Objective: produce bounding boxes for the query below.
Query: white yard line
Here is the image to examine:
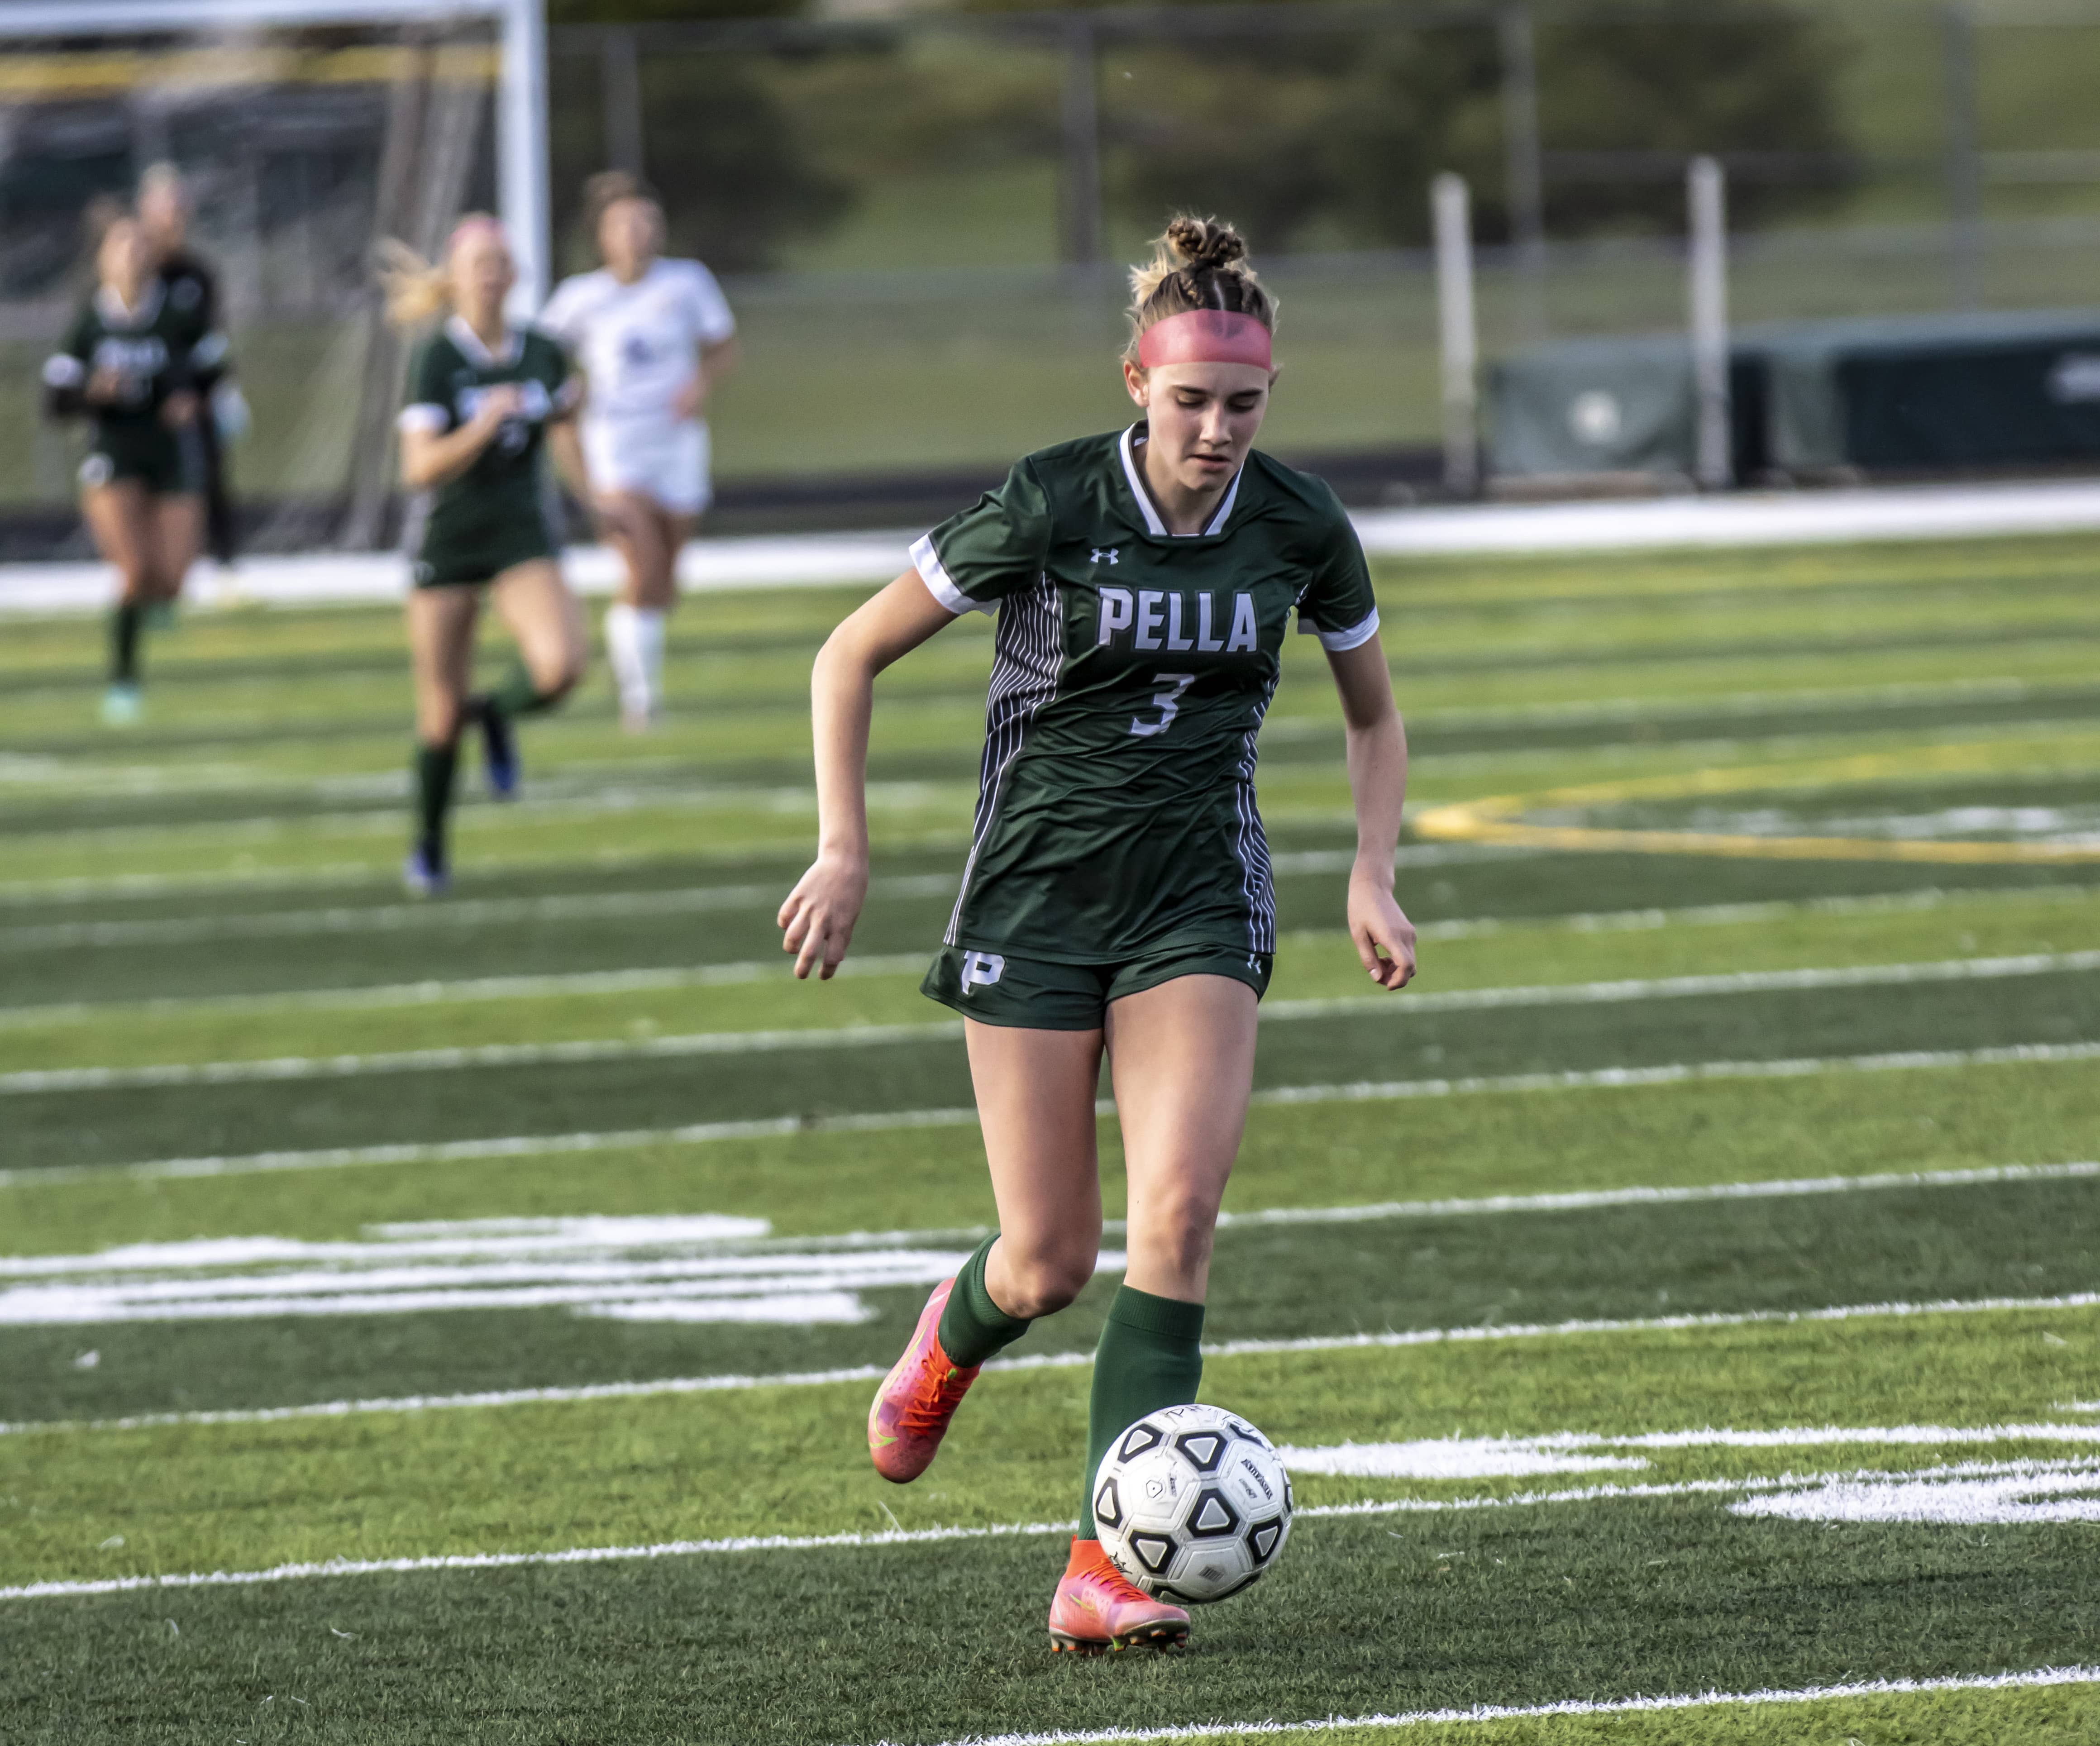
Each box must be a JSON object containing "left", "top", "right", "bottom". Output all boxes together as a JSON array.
[
  {"left": 0, "top": 1020, "right": 971, "bottom": 1094},
  {"left": 0, "top": 954, "right": 938, "bottom": 1027},
  {"left": 11, "top": 1040, "right": 2098, "bottom": 1185},
  {"left": 0, "top": 872, "right": 959, "bottom": 953},
  {"left": 0, "top": 845, "right": 1500, "bottom": 961},
  {"left": 7, "top": 881, "right": 2093, "bottom": 1030},
  {"left": 8, "top": 1291, "right": 2099, "bottom": 1438},
  {"left": 10, "top": 949, "right": 2096, "bottom": 1096},
  {"left": 1212, "top": 1159, "right": 2100, "bottom": 1228},
  {"left": 3, "top": 1455, "right": 2090, "bottom": 1605},
  {"left": 865, "top": 1662, "right": 2100, "bottom": 1746}
]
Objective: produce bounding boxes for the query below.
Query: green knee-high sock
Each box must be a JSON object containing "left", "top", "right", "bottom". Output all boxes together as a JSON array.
[
  {"left": 110, "top": 602, "right": 143, "bottom": 684},
  {"left": 935, "top": 1234, "right": 1033, "bottom": 1368},
  {"left": 413, "top": 740, "right": 458, "bottom": 866},
  {"left": 478, "top": 658, "right": 562, "bottom": 721},
  {"left": 1082, "top": 1285, "right": 1205, "bottom": 1530}
]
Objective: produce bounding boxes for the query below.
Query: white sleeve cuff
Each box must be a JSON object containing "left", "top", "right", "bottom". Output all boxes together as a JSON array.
[
  {"left": 911, "top": 533, "right": 988, "bottom": 616},
  {"left": 43, "top": 355, "right": 84, "bottom": 387},
  {"left": 396, "top": 404, "right": 447, "bottom": 434},
  {"left": 1301, "top": 606, "right": 1380, "bottom": 652}
]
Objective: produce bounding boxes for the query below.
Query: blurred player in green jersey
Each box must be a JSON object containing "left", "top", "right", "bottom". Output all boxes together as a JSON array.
[
  {"left": 384, "top": 216, "right": 589, "bottom": 896},
  {"left": 778, "top": 216, "right": 1417, "bottom": 1651},
  {"left": 139, "top": 163, "right": 247, "bottom": 578},
  {"left": 43, "top": 207, "right": 224, "bottom": 725}
]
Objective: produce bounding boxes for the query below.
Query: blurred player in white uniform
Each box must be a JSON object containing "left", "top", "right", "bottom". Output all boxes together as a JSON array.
[{"left": 542, "top": 172, "right": 739, "bottom": 730}]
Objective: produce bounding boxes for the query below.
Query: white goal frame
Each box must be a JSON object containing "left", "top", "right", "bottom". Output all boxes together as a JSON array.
[{"left": 0, "top": 0, "right": 550, "bottom": 310}]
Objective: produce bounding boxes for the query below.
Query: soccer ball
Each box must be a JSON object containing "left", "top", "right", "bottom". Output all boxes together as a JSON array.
[{"left": 1090, "top": 1403, "right": 1294, "bottom": 1604}]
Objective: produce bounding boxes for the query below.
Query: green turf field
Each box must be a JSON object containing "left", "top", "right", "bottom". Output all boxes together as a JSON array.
[{"left": 3, "top": 532, "right": 2100, "bottom": 1743}]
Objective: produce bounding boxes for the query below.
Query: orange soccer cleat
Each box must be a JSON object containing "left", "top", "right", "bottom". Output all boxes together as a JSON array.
[
  {"left": 1047, "top": 1538, "right": 1191, "bottom": 1654},
  {"left": 867, "top": 1278, "right": 980, "bottom": 1484}
]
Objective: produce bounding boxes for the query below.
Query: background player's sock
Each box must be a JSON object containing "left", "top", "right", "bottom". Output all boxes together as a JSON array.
[
  {"left": 630, "top": 606, "right": 666, "bottom": 718},
  {"left": 1081, "top": 1285, "right": 1205, "bottom": 1526},
  {"left": 109, "top": 601, "right": 143, "bottom": 683},
  {"left": 604, "top": 603, "right": 649, "bottom": 723},
  {"left": 413, "top": 740, "right": 458, "bottom": 867},
  {"left": 935, "top": 1234, "right": 1033, "bottom": 1367}
]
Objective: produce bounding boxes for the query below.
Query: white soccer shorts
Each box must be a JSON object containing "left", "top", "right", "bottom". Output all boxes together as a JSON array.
[{"left": 582, "top": 417, "right": 712, "bottom": 517}]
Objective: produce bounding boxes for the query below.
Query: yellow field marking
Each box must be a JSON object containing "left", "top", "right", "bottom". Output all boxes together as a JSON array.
[
  {"left": 1417, "top": 743, "right": 2100, "bottom": 866},
  {"left": 0, "top": 44, "right": 497, "bottom": 98}
]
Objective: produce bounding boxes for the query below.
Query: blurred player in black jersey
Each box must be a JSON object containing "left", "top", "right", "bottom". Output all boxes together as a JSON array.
[{"left": 138, "top": 163, "right": 244, "bottom": 575}]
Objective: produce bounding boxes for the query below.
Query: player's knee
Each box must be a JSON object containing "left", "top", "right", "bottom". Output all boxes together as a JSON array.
[
  {"left": 531, "top": 643, "right": 587, "bottom": 700},
  {"left": 999, "top": 1244, "right": 1096, "bottom": 1319}
]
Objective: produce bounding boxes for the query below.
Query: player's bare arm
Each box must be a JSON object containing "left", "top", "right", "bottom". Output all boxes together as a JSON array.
[
  {"left": 780, "top": 569, "right": 956, "bottom": 978},
  {"left": 1327, "top": 633, "right": 1416, "bottom": 989}
]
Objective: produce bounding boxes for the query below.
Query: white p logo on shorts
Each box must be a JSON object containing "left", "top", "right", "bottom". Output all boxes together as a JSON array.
[{"left": 960, "top": 951, "right": 1006, "bottom": 993}]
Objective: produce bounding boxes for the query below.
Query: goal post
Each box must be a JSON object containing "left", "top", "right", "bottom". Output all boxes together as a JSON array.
[
  {"left": 0, "top": 0, "right": 549, "bottom": 308},
  {"left": 0, "top": 0, "right": 553, "bottom": 549}
]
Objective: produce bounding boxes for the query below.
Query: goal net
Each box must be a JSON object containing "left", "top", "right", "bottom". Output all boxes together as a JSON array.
[{"left": 0, "top": 0, "right": 547, "bottom": 556}]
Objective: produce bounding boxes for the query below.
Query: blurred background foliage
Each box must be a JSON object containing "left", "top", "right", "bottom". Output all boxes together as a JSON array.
[{"left": 549, "top": 0, "right": 1854, "bottom": 270}]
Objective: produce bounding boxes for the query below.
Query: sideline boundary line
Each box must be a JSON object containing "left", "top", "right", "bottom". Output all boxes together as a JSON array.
[
  {"left": 2, "top": 1456, "right": 2090, "bottom": 1605},
  {"left": 9, "top": 950, "right": 2098, "bottom": 1096},
  {"left": 7, "top": 1287, "right": 2098, "bottom": 1438},
  {"left": 10, "top": 1038, "right": 2096, "bottom": 1185},
  {"left": 874, "top": 1662, "right": 2100, "bottom": 1746}
]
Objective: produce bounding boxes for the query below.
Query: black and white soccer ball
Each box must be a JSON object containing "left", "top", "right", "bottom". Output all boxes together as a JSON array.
[{"left": 1091, "top": 1404, "right": 1294, "bottom": 1604}]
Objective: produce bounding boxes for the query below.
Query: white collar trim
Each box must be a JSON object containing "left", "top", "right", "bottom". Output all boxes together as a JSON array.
[
  {"left": 1119, "top": 424, "right": 1244, "bottom": 538},
  {"left": 96, "top": 280, "right": 164, "bottom": 329},
  {"left": 446, "top": 313, "right": 522, "bottom": 368}
]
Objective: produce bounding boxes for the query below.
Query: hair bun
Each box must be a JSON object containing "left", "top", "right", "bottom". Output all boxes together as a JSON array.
[{"left": 1165, "top": 215, "right": 1247, "bottom": 273}]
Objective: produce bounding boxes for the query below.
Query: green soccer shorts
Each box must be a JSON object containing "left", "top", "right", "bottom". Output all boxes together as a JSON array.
[
  {"left": 80, "top": 426, "right": 198, "bottom": 496},
  {"left": 411, "top": 515, "right": 556, "bottom": 588},
  {"left": 921, "top": 941, "right": 1273, "bottom": 1030}
]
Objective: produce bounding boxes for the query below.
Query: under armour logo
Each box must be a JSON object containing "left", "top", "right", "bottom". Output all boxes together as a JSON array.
[{"left": 1091, "top": 548, "right": 1119, "bottom": 565}]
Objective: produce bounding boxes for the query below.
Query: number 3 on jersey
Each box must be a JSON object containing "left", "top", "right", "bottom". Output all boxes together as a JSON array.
[{"left": 1130, "top": 672, "right": 1196, "bottom": 738}]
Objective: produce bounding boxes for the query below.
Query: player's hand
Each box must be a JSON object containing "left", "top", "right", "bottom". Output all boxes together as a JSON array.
[
  {"left": 672, "top": 372, "right": 706, "bottom": 422},
  {"left": 87, "top": 367, "right": 129, "bottom": 405},
  {"left": 778, "top": 849, "right": 869, "bottom": 981},
  {"left": 160, "top": 390, "right": 198, "bottom": 429},
  {"left": 1347, "top": 862, "right": 1416, "bottom": 991},
  {"left": 472, "top": 384, "right": 524, "bottom": 429}
]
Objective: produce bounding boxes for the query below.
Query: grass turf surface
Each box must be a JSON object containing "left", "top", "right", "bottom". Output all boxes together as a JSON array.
[{"left": 3, "top": 533, "right": 2099, "bottom": 1741}]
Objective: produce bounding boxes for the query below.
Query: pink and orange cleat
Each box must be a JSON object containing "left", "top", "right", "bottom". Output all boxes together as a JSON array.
[
  {"left": 1047, "top": 1538, "right": 1190, "bottom": 1653},
  {"left": 867, "top": 1278, "right": 980, "bottom": 1484}
]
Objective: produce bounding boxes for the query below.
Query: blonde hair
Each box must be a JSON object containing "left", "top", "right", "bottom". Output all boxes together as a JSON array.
[
  {"left": 1123, "top": 215, "right": 1275, "bottom": 367},
  {"left": 377, "top": 213, "right": 502, "bottom": 330}
]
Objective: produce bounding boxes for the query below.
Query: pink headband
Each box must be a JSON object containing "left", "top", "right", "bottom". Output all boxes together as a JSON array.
[
  {"left": 447, "top": 214, "right": 507, "bottom": 256},
  {"left": 1136, "top": 309, "right": 1272, "bottom": 371}
]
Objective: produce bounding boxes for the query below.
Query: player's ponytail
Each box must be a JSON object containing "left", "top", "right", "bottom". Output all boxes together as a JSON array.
[
  {"left": 377, "top": 238, "right": 451, "bottom": 330},
  {"left": 1123, "top": 215, "right": 1276, "bottom": 366}
]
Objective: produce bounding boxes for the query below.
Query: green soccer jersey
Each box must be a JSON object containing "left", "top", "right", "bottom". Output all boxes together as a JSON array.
[
  {"left": 397, "top": 318, "right": 579, "bottom": 584},
  {"left": 43, "top": 282, "right": 224, "bottom": 469},
  {"left": 915, "top": 424, "right": 1380, "bottom": 962}
]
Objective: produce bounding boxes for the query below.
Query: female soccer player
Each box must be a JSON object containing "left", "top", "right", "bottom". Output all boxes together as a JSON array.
[
  {"left": 43, "top": 209, "right": 224, "bottom": 725},
  {"left": 541, "top": 171, "right": 739, "bottom": 731},
  {"left": 778, "top": 217, "right": 1415, "bottom": 1652},
  {"left": 386, "top": 215, "right": 589, "bottom": 895},
  {"left": 138, "top": 162, "right": 245, "bottom": 571}
]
